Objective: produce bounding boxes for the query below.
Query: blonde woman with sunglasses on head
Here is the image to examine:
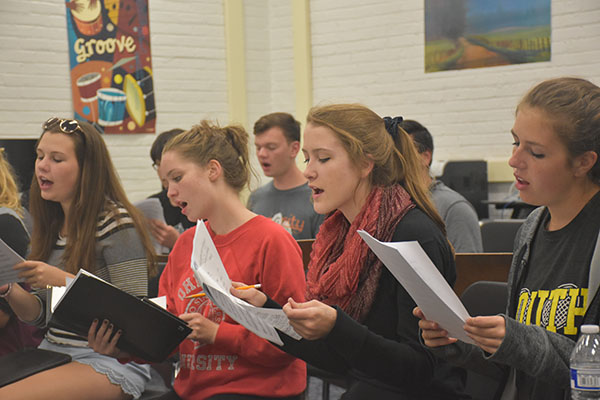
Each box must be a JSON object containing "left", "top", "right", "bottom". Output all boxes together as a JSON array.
[{"left": 0, "top": 118, "right": 157, "bottom": 400}]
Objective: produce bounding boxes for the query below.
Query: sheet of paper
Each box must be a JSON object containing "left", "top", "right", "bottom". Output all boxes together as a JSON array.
[
  {"left": 51, "top": 286, "right": 67, "bottom": 313},
  {"left": 134, "top": 198, "right": 166, "bottom": 223},
  {"left": 149, "top": 296, "right": 167, "bottom": 309},
  {"left": 190, "top": 221, "right": 301, "bottom": 344},
  {"left": 203, "top": 284, "right": 284, "bottom": 345},
  {"left": 357, "top": 230, "right": 474, "bottom": 344},
  {"left": 0, "top": 238, "right": 25, "bottom": 286},
  {"left": 191, "top": 221, "right": 232, "bottom": 290},
  {"left": 51, "top": 275, "right": 78, "bottom": 313},
  {"left": 134, "top": 198, "right": 170, "bottom": 254},
  {"left": 49, "top": 276, "right": 74, "bottom": 324},
  {"left": 252, "top": 306, "right": 302, "bottom": 340}
]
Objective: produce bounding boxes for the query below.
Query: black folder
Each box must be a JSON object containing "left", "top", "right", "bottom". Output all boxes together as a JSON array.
[
  {"left": 50, "top": 270, "right": 191, "bottom": 363},
  {"left": 0, "top": 348, "right": 71, "bottom": 387}
]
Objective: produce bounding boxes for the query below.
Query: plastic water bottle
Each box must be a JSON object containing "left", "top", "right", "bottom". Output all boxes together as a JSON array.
[{"left": 571, "top": 325, "right": 600, "bottom": 399}]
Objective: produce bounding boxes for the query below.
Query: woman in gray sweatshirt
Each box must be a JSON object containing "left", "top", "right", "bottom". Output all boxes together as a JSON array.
[{"left": 417, "top": 77, "right": 600, "bottom": 400}]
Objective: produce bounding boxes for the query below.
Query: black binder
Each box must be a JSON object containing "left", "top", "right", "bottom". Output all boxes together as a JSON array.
[
  {"left": 0, "top": 348, "right": 71, "bottom": 387},
  {"left": 50, "top": 270, "right": 191, "bottom": 362}
]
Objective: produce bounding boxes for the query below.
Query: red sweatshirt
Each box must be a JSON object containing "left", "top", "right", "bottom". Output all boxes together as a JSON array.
[{"left": 159, "top": 216, "right": 307, "bottom": 399}]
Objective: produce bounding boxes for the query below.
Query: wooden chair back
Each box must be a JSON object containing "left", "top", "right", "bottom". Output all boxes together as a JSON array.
[
  {"left": 297, "top": 239, "right": 315, "bottom": 271},
  {"left": 453, "top": 252, "right": 512, "bottom": 296}
]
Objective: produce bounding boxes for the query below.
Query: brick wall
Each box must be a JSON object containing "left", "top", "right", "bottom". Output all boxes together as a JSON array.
[
  {"left": 1, "top": 0, "right": 599, "bottom": 201},
  {"left": 0, "top": 0, "right": 229, "bottom": 201},
  {"left": 309, "top": 0, "right": 600, "bottom": 164}
]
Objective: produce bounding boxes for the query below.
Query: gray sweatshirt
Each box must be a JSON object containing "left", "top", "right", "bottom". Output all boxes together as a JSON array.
[{"left": 429, "top": 205, "right": 600, "bottom": 400}]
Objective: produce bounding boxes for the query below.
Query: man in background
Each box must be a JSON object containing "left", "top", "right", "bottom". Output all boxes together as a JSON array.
[
  {"left": 401, "top": 119, "right": 483, "bottom": 252},
  {"left": 248, "top": 112, "right": 323, "bottom": 239}
]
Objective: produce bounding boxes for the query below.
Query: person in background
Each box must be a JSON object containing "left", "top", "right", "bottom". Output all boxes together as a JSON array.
[
  {"left": 416, "top": 77, "right": 600, "bottom": 399},
  {"left": 0, "top": 118, "right": 156, "bottom": 399},
  {"left": 0, "top": 147, "right": 29, "bottom": 256},
  {"left": 400, "top": 119, "right": 483, "bottom": 253},
  {"left": 147, "top": 128, "right": 195, "bottom": 250},
  {"left": 0, "top": 148, "right": 43, "bottom": 356},
  {"left": 234, "top": 105, "right": 467, "bottom": 399},
  {"left": 111, "top": 121, "right": 307, "bottom": 400},
  {"left": 248, "top": 112, "right": 324, "bottom": 239}
]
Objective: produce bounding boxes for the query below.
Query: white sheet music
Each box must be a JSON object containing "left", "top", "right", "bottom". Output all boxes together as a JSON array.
[
  {"left": 0, "top": 238, "right": 25, "bottom": 286},
  {"left": 357, "top": 230, "right": 474, "bottom": 344},
  {"left": 190, "top": 221, "right": 301, "bottom": 345},
  {"left": 50, "top": 276, "right": 75, "bottom": 313},
  {"left": 134, "top": 197, "right": 170, "bottom": 254},
  {"left": 191, "top": 221, "right": 232, "bottom": 290},
  {"left": 134, "top": 197, "right": 166, "bottom": 222}
]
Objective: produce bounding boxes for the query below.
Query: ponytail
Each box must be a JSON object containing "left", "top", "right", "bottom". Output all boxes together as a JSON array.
[{"left": 308, "top": 104, "right": 446, "bottom": 234}]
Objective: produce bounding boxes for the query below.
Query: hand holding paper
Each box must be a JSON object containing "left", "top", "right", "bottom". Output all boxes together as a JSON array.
[
  {"left": 228, "top": 282, "right": 267, "bottom": 306},
  {"left": 413, "top": 306, "right": 459, "bottom": 347},
  {"left": 462, "top": 315, "right": 506, "bottom": 354},
  {"left": 190, "top": 221, "right": 301, "bottom": 345},
  {"left": 14, "top": 260, "right": 71, "bottom": 288},
  {"left": 282, "top": 298, "right": 338, "bottom": 340},
  {"left": 357, "top": 230, "right": 474, "bottom": 344},
  {"left": 0, "top": 238, "right": 25, "bottom": 286}
]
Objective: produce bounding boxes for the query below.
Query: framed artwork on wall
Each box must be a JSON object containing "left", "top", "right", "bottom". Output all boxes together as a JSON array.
[{"left": 425, "top": 0, "right": 551, "bottom": 73}]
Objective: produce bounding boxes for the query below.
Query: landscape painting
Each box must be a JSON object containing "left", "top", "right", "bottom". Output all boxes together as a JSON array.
[{"left": 425, "top": 0, "right": 551, "bottom": 72}]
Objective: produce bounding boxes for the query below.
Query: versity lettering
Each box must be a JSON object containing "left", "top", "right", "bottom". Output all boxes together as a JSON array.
[{"left": 180, "top": 353, "right": 238, "bottom": 371}]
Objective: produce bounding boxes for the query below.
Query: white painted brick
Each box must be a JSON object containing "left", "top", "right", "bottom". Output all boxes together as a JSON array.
[
  {"left": 0, "top": 0, "right": 228, "bottom": 202},
  {"left": 2, "top": 0, "right": 599, "bottom": 201},
  {"left": 310, "top": 0, "right": 600, "bottom": 164}
]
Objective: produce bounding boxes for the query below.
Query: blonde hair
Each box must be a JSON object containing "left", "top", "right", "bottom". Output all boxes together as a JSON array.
[
  {"left": 164, "top": 120, "right": 255, "bottom": 192},
  {"left": 307, "top": 104, "right": 446, "bottom": 233},
  {"left": 0, "top": 149, "right": 24, "bottom": 217}
]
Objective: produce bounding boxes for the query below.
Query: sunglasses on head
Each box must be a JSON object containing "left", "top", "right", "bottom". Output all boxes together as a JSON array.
[{"left": 43, "top": 117, "right": 83, "bottom": 135}]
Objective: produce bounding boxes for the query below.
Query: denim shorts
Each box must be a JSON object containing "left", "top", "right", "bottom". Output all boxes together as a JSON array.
[{"left": 39, "top": 339, "right": 152, "bottom": 399}]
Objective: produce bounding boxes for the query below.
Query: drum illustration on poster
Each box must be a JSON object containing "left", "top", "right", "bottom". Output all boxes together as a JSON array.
[
  {"left": 97, "top": 88, "right": 127, "bottom": 126},
  {"left": 123, "top": 67, "right": 156, "bottom": 128},
  {"left": 66, "top": 0, "right": 156, "bottom": 134},
  {"left": 68, "top": 0, "right": 104, "bottom": 37}
]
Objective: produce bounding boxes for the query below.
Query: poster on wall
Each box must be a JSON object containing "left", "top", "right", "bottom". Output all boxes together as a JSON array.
[
  {"left": 425, "top": 0, "right": 551, "bottom": 73},
  {"left": 65, "top": 0, "right": 156, "bottom": 133}
]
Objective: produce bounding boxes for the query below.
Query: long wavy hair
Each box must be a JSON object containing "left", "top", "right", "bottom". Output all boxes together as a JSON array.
[
  {"left": 307, "top": 104, "right": 446, "bottom": 234},
  {"left": 0, "top": 149, "right": 24, "bottom": 217},
  {"left": 28, "top": 119, "right": 156, "bottom": 276}
]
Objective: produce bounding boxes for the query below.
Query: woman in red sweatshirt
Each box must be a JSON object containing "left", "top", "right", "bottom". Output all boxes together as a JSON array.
[{"left": 156, "top": 121, "right": 306, "bottom": 400}]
